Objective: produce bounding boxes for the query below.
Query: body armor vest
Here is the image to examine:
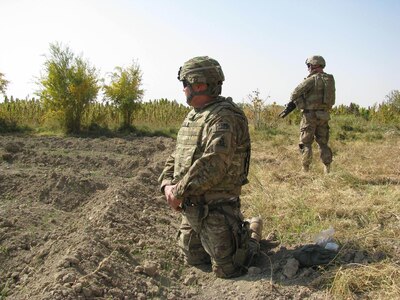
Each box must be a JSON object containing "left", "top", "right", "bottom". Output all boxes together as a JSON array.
[
  {"left": 174, "top": 97, "right": 250, "bottom": 193},
  {"left": 297, "top": 73, "right": 335, "bottom": 110}
]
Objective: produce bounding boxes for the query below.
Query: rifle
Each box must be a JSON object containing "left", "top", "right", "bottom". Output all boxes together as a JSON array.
[{"left": 278, "top": 102, "right": 296, "bottom": 118}]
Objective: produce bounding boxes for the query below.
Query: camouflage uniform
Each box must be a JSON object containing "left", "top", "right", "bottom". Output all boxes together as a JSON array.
[
  {"left": 290, "top": 55, "right": 335, "bottom": 172},
  {"left": 159, "top": 57, "right": 258, "bottom": 278}
]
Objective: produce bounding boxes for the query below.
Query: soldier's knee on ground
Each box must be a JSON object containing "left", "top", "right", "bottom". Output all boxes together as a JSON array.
[
  {"left": 182, "top": 252, "right": 211, "bottom": 266},
  {"left": 178, "top": 228, "right": 211, "bottom": 265},
  {"left": 181, "top": 250, "right": 211, "bottom": 266},
  {"left": 212, "top": 262, "right": 243, "bottom": 278},
  {"left": 179, "top": 238, "right": 211, "bottom": 266}
]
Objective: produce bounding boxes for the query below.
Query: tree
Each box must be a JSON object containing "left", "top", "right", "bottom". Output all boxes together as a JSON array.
[
  {"left": 37, "top": 42, "right": 100, "bottom": 133},
  {"left": 103, "top": 61, "right": 144, "bottom": 129},
  {"left": 247, "top": 89, "right": 270, "bottom": 130},
  {"left": 0, "top": 71, "right": 9, "bottom": 96},
  {"left": 384, "top": 90, "right": 400, "bottom": 112}
]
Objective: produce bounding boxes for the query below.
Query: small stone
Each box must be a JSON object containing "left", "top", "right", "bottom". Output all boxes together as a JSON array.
[
  {"left": 91, "top": 285, "right": 104, "bottom": 297},
  {"left": 137, "top": 292, "right": 146, "bottom": 300},
  {"left": 143, "top": 262, "right": 158, "bottom": 277},
  {"left": 11, "top": 272, "right": 19, "bottom": 281},
  {"left": 65, "top": 256, "right": 80, "bottom": 265},
  {"left": 62, "top": 273, "right": 76, "bottom": 283},
  {"left": 183, "top": 274, "right": 196, "bottom": 285},
  {"left": 82, "top": 287, "right": 92, "bottom": 297},
  {"left": 167, "top": 292, "right": 177, "bottom": 300},
  {"left": 73, "top": 283, "right": 83, "bottom": 293},
  {"left": 170, "top": 269, "right": 180, "bottom": 278},
  {"left": 134, "top": 265, "right": 144, "bottom": 273}
]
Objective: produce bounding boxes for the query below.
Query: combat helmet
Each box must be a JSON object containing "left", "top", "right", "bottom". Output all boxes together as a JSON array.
[
  {"left": 305, "top": 55, "right": 326, "bottom": 68},
  {"left": 178, "top": 56, "right": 225, "bottom": 101}
]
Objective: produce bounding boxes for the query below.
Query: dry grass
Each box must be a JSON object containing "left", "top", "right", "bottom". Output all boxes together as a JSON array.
[
  {"left": 324, "top": 262, "right": 400, "bottom": 299},
  {"left": 242, "top": 123, "right": 400, "bottom": 299}
]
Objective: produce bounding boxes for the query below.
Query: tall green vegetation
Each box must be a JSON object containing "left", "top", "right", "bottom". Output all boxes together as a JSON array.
[
  {"left": 1, "top": 52, "right": 399, "bottom": 137},
  {"left": 0, "top": 72, "right": 9, "bottom": 95},
  {"left": 103, "top": 61, "right": 144, "bottom": 129},
  {"left": 332, "top": 90, "right": 400, "bottom": 125},
  {"left": 37, "top": 42, "right": 100, "bottom": 133}
]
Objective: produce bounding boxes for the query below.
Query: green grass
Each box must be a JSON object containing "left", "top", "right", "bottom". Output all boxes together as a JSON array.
[{"left": 0, "top": 280, "right": 10, "bottom": 300}]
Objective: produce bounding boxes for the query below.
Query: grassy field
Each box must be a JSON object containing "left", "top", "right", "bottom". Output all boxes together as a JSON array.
[{"left": 242, "top": 119, "right": 400, "bottom": 299}]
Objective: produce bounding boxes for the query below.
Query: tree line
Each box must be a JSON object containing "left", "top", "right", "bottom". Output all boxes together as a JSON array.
[{"left": 1, "top": 43, "right": 399, "bottom": 134}]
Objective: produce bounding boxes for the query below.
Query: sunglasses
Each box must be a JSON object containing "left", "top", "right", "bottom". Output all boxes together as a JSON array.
[{"left": 182, "top": 80, "right": 189, "bottom": 88}]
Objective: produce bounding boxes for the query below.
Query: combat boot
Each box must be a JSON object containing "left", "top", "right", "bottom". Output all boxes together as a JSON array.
[
  {"left": 249, "top": 217, "right": 263, "bottom": 243},
  {"left": 324, "top": 164, "right": 331, "bottom": 174}
]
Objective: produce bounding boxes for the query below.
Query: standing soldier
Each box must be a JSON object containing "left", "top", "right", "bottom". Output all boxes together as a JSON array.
[
  {"left": 280, "top": 55, "right": 335, "bottom": 174},
  {"left": 159, "top": 56, "right": 262, "bottom": 278}
]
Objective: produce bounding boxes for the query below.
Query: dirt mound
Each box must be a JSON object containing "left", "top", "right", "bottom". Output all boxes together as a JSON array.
[{"left": 1, "top": 135, "right": 338, "bottom": 299}]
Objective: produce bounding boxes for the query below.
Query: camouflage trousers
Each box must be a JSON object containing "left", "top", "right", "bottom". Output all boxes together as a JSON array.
[
  {"left": 299, "top": 110, "right": 333, "bottom": 167},
  {"left": 178, "top": 199, "right": 259, "bottom": 278}
]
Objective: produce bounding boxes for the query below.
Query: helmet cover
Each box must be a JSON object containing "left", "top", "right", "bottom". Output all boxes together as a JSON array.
[
  {"left": 305, "top": 55, "right": 326, "bottom": 68},
  {"left": 178, "top": 56, "right": 225, "bottom": 85}
]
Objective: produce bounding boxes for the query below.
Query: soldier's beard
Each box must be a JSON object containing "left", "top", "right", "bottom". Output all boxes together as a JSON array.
[{"left": 186, "top": 94, "right": 193, "bottom": 105}]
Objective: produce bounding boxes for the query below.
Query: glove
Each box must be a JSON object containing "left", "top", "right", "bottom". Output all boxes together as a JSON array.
[
  {"left": 293, "top": 244, "right": 337, "bottom": 267},
  {"left": 278, "top": 101, "right": 296, "bottom": 118}
]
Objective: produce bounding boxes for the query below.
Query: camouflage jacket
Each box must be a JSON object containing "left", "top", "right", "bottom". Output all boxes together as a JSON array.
[
  {"left": 158, "top": 96, "right": 251, "bottom": 204},
  {"left": 290, "top": 71, "right": 335, "bottom": 110}
]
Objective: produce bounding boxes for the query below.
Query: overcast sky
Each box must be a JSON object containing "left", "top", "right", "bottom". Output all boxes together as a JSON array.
[{"left": 1, "top": 0, "right": 399, "bottom": 107}]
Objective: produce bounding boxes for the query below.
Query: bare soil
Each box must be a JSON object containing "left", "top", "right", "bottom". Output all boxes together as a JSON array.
[{"left": 1, "top": 134, "right": 346, "bottom": 299}]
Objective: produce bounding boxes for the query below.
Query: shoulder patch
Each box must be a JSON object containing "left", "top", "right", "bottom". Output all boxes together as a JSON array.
[{"left": 216, "top": 122, "right": 230, "bottom": 131}]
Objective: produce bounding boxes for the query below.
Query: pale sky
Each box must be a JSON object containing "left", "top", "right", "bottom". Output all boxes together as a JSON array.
[{"left": 1, "top": 0, "right": 399, "bottom": 107}]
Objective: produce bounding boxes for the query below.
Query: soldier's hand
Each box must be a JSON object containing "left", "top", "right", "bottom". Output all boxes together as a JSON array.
[{"left": 164, "top": 184, "right": 182, "bottom": 212}]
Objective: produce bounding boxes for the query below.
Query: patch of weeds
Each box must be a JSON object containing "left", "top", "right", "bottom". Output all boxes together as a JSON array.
[
  {"left": 268, "top": 198, "right": 319, "bottom": 245},
  {"left": 334, "top": 131, "right": 358, "bottom": 141},
  {"left": 129, "top": 247, "right": 144, "bottom": 257},
  {"left": 321, "top": 262, "right": 400, "bottom": 299},
  {"left": 0, "top": 280, "right": 10, "bottom": 300},
  {"left": 364, "top": 132, "right": 383, "bottom": 141},
  {"left": 0, "top": 118, "right": 32, "bottom": 133},
  {"left": 251, "top": 126, "right": 289, "bottom": 141},
  {"left": 0, "top": 246, "right": 9, "bottom": 256},
  {"left": 0, "top": 193, "right": 14, "bottom": 204},
  {"left": 168, "top": 127, "right": 178, "bottom": 136},
  {"left": 41, "top": 212, "right": 58, "bottom": 226},
  {"left": 342, "top": 122, "right": 366, "bottom": 133},
  {"left": 86, "top": 123, "right": 113, "bottom": 136},
  {"left": 339, "top": 172, "right": 363, "bottom": 187}
]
